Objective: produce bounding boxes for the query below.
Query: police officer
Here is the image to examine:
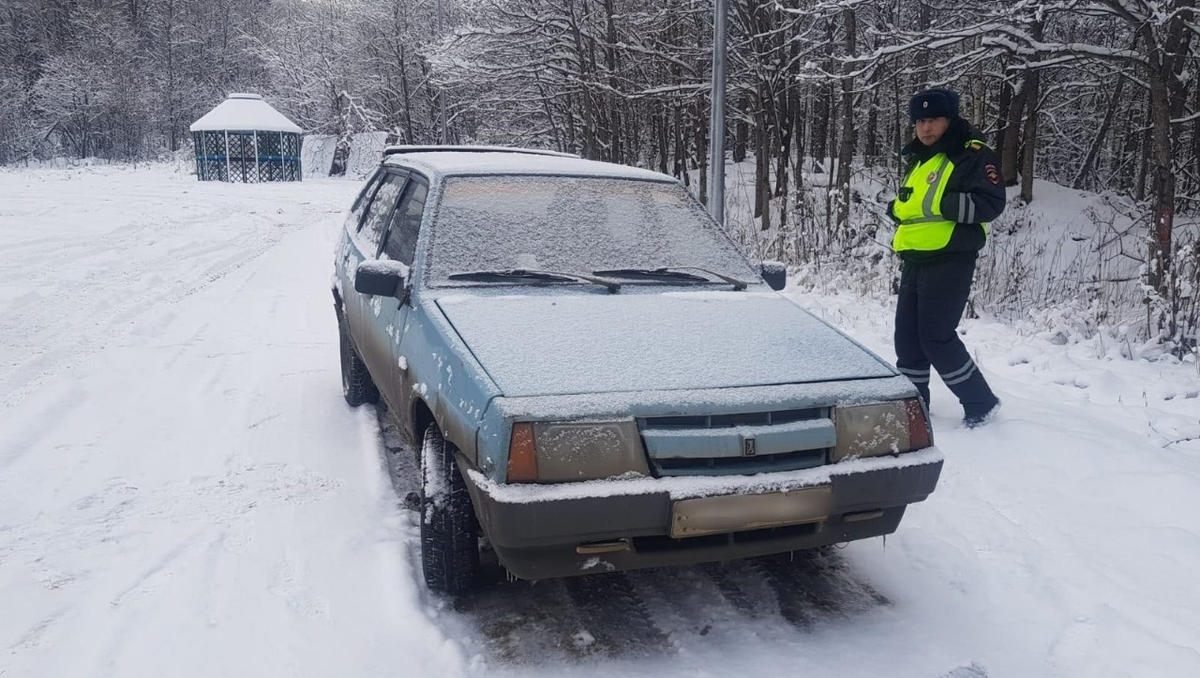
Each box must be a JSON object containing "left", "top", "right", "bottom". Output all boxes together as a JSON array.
[{"left": 889, "top": 88, "right": 1004, "bottom": 428}]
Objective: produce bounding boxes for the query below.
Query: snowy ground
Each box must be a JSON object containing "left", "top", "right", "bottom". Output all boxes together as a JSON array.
[{"left": 1, "top": 165, "right": 1198, "bottom": 678}]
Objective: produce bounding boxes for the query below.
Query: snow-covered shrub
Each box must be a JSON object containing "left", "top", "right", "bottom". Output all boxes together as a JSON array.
[{"left": 714, "top": 153, "right": 1194, "bottom": 362}]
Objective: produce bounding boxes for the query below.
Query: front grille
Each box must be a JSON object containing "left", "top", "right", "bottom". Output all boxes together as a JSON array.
[
  {"left": 638, "top": 407, "right": 834, "bottom": 477},
  {"left": 653, "top": 449, "right": 827, "bottom": 476},
  {"left": 643, "top": 407, "right": 823, "bottom": 430}
]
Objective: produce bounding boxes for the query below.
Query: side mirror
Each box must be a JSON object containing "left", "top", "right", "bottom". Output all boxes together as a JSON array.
[
  {"left": 355, "top": 259, "right": 409, "bottom": 297},
  {"left": 760, "top": 261, "right": 787, "bottom": 291}
]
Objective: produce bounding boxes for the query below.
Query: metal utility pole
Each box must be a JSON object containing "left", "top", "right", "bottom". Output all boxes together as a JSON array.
[
  {"left": 707, "top": 0, "right": 728, "bottom": 226},
  {"left": 436, "top": 0, "right": 450, "bottom": 143}
]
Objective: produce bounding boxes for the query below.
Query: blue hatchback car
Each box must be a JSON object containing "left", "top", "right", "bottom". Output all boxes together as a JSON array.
[{"left": 333, "top": 146, "right": 943, "bottom": 594}]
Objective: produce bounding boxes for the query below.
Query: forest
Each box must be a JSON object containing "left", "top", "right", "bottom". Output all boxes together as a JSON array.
[{"left": 1, "top": 0, "right": 1197, "bottom": 354}]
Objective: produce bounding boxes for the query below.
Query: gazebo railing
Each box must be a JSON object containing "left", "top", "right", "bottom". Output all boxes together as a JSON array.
[{"left": 192, "top": 130, "right": 301, "bottom": 182}]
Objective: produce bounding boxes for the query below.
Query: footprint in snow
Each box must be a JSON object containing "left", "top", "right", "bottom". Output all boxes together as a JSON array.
[{"left": 939, "top": 663, "right": 988, "bottom": 678}]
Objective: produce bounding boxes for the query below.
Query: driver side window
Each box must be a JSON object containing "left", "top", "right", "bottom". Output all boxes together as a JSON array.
[
  {"left": 344, "top": 170, "right": 384, "bottom": 233},
  {"left": 357, "top": 172, "right": 408, "bottom": 255},
  {"left": 381, "top": 178, "right": 428, "bottom": 266}
]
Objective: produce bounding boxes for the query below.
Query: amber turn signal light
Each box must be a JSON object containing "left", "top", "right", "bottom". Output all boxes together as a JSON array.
[{"left": 506, "top": 422, "right": 539, "bottom": 482}]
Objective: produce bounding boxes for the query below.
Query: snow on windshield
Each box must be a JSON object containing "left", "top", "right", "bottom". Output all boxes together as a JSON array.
[{"left": 425, "top": 176, "right": 757, "bottom": 284}]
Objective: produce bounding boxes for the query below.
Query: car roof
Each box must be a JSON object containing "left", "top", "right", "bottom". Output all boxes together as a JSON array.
[{"left": 381, "top": 145, "right": 677, "bottom": 183}]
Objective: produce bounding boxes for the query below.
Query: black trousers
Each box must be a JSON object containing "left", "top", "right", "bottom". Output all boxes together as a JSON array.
[{"left": 894, "top": 258, "right": 997, "bottom": 417}]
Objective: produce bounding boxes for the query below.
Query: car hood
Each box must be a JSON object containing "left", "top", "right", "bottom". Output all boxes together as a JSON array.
[{"left": 435, "top": 291, "right": 896, "bottom": 397}]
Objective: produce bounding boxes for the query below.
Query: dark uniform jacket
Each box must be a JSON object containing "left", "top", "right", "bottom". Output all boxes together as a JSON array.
[{"left": 892, "top": 118, "right": 1007, "bottom": 264}]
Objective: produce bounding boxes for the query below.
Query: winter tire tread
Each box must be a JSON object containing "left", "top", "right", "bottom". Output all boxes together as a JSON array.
[
  {"left": 420, "top": 426, "right": 479, "bottom": 595},
  {"left": 339, "top": 314, "right": 379, "bottom": 407}
]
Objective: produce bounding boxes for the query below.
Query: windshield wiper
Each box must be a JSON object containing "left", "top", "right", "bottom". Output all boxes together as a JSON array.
[
  {"left": 592, "top": 268, "right": 709, "bottom": 283},
  {"left": 447, "top": 268, "right": 621, "bottom": 293},
  {"left": 592, "top": 267, "right": 747, "bottom": 291}
]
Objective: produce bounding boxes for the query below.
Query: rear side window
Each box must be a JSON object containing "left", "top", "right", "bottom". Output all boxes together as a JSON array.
[
  {"left": 381, "top": 179, "right": 428, "bottom": 265},
  {"left": 358, "top": 173, "right": 408, "bottom": 254}
]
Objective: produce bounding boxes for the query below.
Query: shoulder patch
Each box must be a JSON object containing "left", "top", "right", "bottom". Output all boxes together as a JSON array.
[
  {"left": 967, "top": 140, "right": 987, "bottom": 151},
  {"left": 985, "top": 164, "right": 1001, "bottom": 185}
]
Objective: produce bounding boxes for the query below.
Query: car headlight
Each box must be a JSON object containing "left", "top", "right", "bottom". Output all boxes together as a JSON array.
[
  {"left": 506, "top": 420, "right": 650, "bottom": 483},
  {"left": 832, "top": 399, "right": 931, "bottom": 462}
]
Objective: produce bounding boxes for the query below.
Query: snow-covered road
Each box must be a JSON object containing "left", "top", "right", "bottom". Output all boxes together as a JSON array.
[
  {"left": 0, "top": 167, "right": 463, "bottom": 677},
  {"left": 1, "top": 165, "right": 1198, "bottom": 678}
]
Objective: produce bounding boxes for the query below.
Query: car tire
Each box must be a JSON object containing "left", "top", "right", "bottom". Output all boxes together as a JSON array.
[
  {"left": 339, "top": 314, "right": 379, "bottom": 407},
  {"left": 420, "top": 426, "right": 479, "bottom": 595}
]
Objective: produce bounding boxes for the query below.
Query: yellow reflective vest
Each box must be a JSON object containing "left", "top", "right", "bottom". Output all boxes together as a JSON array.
[{"left": 892, "top": 140, "right": 990, "bottom": 253}]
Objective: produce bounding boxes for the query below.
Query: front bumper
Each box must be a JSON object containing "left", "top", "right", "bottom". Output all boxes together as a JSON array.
[{"left": 462, "top": 448, "right": 943, "bottom": 580}]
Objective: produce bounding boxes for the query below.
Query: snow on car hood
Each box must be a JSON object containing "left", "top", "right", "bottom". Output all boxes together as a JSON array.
[{"left": 435, "top": 290, "right": 896, "bottom": 396}]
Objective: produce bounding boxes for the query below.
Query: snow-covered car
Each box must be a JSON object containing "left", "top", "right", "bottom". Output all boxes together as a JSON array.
[{"left": 332, "top": 146, "right": 943, "bottom": 594}]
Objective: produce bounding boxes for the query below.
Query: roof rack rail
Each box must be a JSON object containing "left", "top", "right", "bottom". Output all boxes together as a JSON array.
[{"left": 382, "top": 145, "right": 580, "bottom": 159}]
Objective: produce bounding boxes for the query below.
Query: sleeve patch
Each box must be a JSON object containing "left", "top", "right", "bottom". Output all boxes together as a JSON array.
[{"left": 985, "top": 164, "right": 1001, "bottom": 185}]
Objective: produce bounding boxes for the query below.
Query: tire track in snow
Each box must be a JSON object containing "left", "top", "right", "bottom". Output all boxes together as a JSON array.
[
  {"left": 0, "top": 175, "right": 346, "bottom": 414},
  {"left": 563, "top": 572, "right": 670, "bottom": 657},
  {"left": 699, "top": 560, "right": 778, "bottom": 620},
  {"left": 754, "top": 549, "right": 892, "bottom": 628},
  {"left": 0, "top": 227, "right": 295, "bottom": 411},
  {"left": 433, "top": 551, "right": 896, "bottom": 670}
]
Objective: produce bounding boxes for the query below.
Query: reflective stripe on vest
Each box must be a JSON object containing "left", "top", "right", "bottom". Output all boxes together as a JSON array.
[
  {"left": 891, "top": 139, "right": 991, "bottom": 253},
  {"left": 892, "top": 154, "right": 956, "bottom": 252}
]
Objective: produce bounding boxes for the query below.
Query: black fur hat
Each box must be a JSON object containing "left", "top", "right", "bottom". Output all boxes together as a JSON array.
[{"left": 909, "top": 88, "right": 960, "bottom": 122}]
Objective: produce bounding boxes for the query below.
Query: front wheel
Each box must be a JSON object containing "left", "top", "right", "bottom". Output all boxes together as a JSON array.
[
  {"left": 338, "top": 314, "right": 379, "bottom": 407},
  {"left": 420, "top": 426, "right": 480, "bottom": 595}
]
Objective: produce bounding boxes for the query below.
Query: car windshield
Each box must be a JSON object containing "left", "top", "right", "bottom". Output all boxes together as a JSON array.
[{"left": 426, "top": 175, "right": 758, "bottom": 285}]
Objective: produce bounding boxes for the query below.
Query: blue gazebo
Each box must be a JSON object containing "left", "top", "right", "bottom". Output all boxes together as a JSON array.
[{"left": 190, "top": 93, "right": 302, "bottom": 182}]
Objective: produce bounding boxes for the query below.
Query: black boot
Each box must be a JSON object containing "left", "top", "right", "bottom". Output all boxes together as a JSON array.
[{"left": 963, "top": 396, "right": 1001, "bottom": 428}]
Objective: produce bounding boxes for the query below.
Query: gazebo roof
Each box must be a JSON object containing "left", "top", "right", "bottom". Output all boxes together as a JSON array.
[{"left": 189, "top": 93, "right": 302, "bottom": 134}]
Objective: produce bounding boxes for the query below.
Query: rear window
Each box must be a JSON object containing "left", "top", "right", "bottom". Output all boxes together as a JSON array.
[{"left": 425, "top": 176, "right": 756, "bottom": 284}]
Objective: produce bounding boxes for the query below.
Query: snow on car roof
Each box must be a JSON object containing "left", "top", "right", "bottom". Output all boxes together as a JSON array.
[
  {"left": 383, "top": 145, "right": 580, "bottom": 159},
  {"left": 384, "top": 147, "right": 676, "bottom": 182}
]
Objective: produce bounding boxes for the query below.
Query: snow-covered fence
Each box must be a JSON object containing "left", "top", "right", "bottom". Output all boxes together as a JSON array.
[
  {"left": 346, "top": 132, "right": 388, "bottom": 179},
  {"left": 302, "top": 135, "right": 337, "bottom": 178}
]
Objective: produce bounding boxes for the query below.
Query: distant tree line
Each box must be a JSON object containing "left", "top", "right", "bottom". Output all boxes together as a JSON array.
[
  {"left": 0, "top": 0, "right": 448, "bottom": 164},
  {"left": 2, "top": 0, "right": 1197, "bottom": 351}
]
